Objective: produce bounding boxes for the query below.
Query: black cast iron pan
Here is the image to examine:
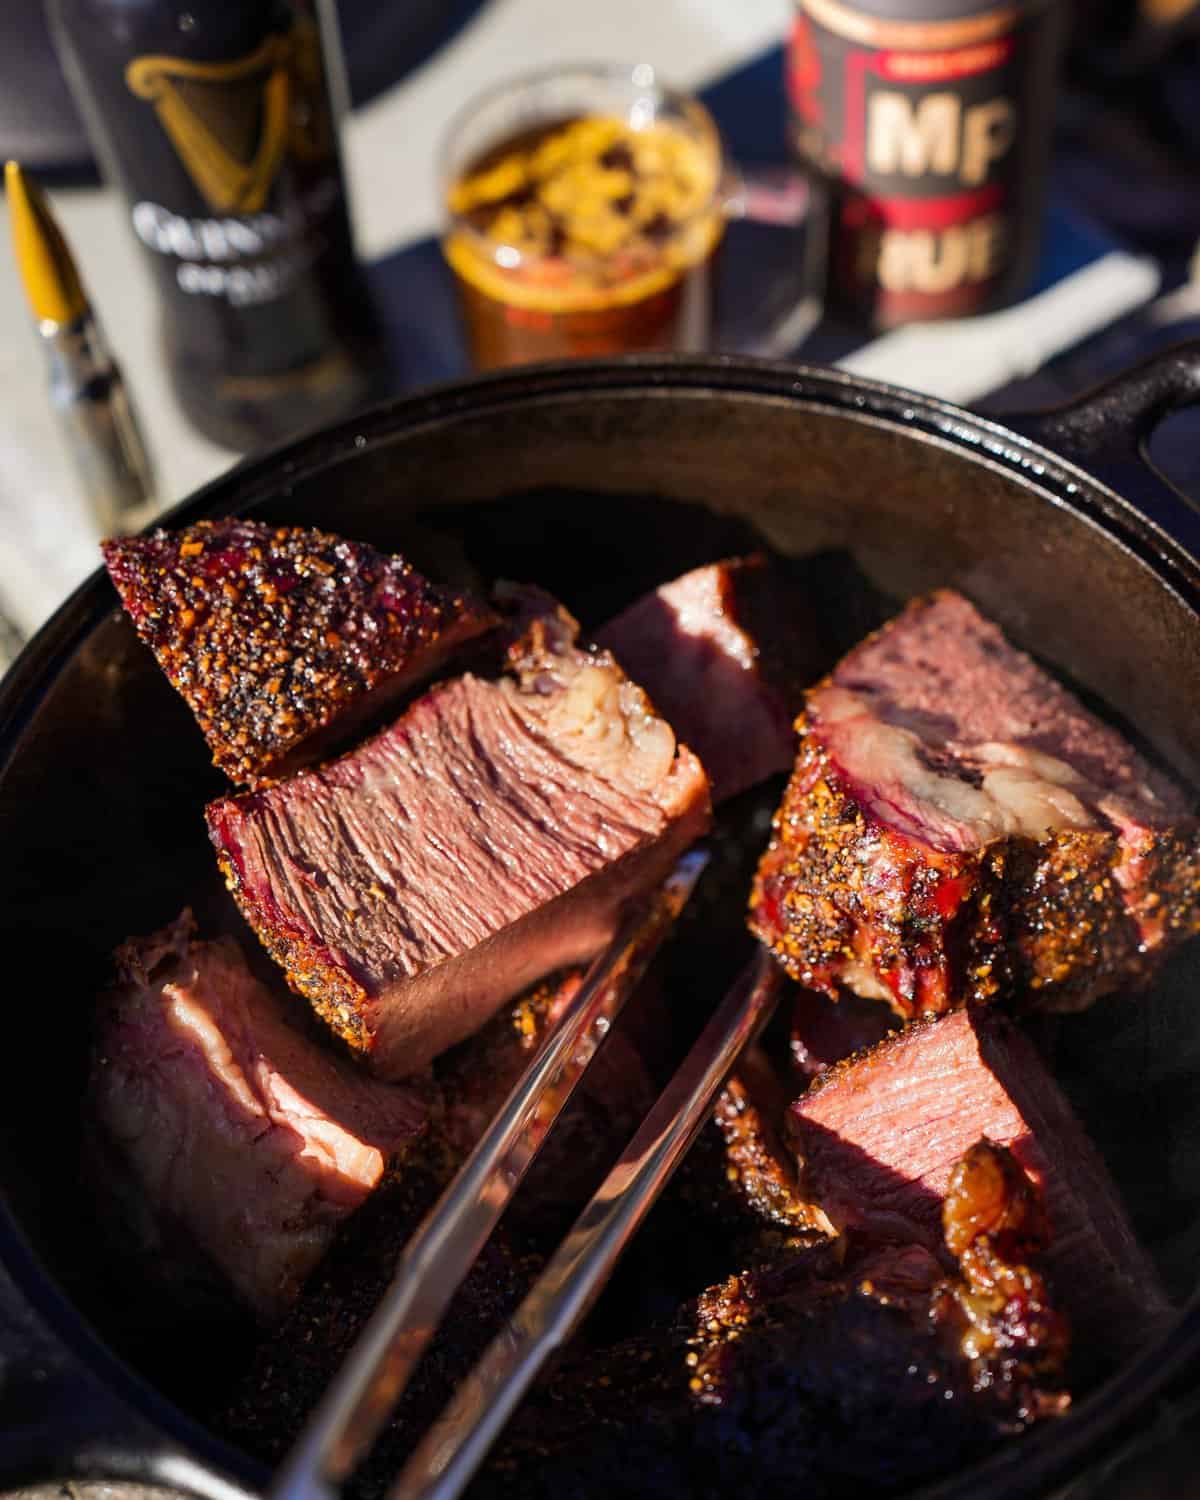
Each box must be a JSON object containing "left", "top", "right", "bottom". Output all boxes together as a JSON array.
[{"left": 3, "top": 347, "right": 1200, "bottom": 1500}]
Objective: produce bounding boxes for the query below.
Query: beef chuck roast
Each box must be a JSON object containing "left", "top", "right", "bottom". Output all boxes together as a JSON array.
[
  {"left": 477, "top": 1141, "right": 1067, "bottom": 1500},
  {"left": 789, "top": 1006, "right": 1170, "bottom": 1362},
  {"left": 207, "top": 596, "right": 711, "bottom": 1077},
  {"left": 751, "top": 590, "right": 1200, "bottom": 1017},
  {"left": 87, "top": 912, "right": 429, "bottom": 1323},
  {"left": 103, "top": 519, "right": 496, "bottom": 786},
  {"left": 597, "top": 555, "right": 818, "bottom": 802}
]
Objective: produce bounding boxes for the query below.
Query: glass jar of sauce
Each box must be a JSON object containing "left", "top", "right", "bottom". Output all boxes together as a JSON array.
[{"left": 441, "top": 64, "right": 726, "bottom": 369}]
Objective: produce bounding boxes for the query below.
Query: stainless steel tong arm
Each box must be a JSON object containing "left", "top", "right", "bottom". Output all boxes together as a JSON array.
[
  {"left": 392, "top": 947, "right": 781, "bottom": 1500},
  {"left": 270, "top": 850, "right": 709, "bottom": 1500}
]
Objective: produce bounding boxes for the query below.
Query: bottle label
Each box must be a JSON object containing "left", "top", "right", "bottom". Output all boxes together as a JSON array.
[
  {"left": 790, "top": 0, "right": 1047, "bottom": 323},
  {"left": 124, "top": 18, "right": 338, "bottom": 309}
]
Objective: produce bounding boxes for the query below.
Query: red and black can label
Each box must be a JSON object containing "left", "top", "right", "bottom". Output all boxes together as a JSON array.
[{"left": 790, "top": 0, "right": 1061, "bottom": 326}]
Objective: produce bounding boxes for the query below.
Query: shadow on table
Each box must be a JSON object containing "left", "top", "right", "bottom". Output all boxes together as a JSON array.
[
  {"left": 340, "top": 0, "right": 492, "bottom": 110},
  {"left": 365, "top": 214, "right": 813, "bottom": 393}
]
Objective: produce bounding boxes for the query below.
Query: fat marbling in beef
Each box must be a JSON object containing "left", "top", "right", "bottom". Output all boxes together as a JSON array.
[
  {"left": 87, "top": 912, "right": 429, "bottom": 1323},
  {"left": 751, "top": 590, "right": 1200, "bottom": 1016},
  {"left": 208, "top": 596, "right": 711, "bottom": 1077}
]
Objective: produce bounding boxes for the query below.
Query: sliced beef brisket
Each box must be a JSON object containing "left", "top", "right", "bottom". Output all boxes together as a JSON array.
[
  {"left": 597, "top": 555, "right": 818, "bottom": 802},
  {"left": 208, "top": 597, "right": 710, "bottom": 1077},
  {"left": 87, "top": 912, "right": 429, "bottom": 1323},
  {"left": 103, "top": 519, "right": 495, "bottom": 786},
  {"left": 789, "top": 1006, "right": 1170, "bottom": 1362},
  {"left": 751, "top": 590, "right": 1200, "bottom": 1016}
]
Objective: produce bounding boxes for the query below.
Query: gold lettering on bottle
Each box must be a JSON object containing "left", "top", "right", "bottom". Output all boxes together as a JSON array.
[
  {"left": 876, "top": 213, "right": 1008, "bottom": 293},
  {"left": 867, "top": 92, "right": 1016, "bottom": 186},
  {"left": 966, "top": 211, "right": 1007, "bottom": 280},
  {"left": 868, "top": 93, "right": 960, "bottom": 177},
  {"left": 959, "top": 98, "right": 1016, "bottom": 186}
]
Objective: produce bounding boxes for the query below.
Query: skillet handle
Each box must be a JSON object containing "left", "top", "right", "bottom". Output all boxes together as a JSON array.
[{"left": 998, "top": 340, "right": 1200, "bottom": 516}]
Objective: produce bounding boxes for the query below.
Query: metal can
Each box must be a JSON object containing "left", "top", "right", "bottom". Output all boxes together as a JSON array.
[{"left": 790, "top": 0, "right": 1065, "bottom": 328}]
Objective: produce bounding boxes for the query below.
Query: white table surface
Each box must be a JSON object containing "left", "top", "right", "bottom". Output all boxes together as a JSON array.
[{"left": 0, "top": 0, "right": 790, "bottom": 639}]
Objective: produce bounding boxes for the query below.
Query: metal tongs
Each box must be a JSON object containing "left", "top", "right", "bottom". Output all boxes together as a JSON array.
[{"left": 270, "top": 849, "right": 781, "bottom": 1500}]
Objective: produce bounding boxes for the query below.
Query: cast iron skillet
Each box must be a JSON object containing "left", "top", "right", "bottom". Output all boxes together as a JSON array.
[{"left": 2, "top": 348, "right": 1200, "bottom": 1500}]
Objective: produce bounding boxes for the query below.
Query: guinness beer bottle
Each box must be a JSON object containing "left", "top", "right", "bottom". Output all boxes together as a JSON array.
[
  {"left": 789, "top": 0, "right": 1065, "bottom": 328},
  {"left": 48, "top": 0, "right": 380, "bottom": 451}
]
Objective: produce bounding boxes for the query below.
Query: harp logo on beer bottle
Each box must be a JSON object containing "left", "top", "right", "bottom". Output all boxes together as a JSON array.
[
  {"left": 127, "top": 38, "right": 295, "bottom": 216},
  {"left": 790, "top": 0, "right": 1062, "bottom": 327},
  {"left": 126, "top": 20, "right": 332, "bottom": 215},
  {"left": 123, "top": 21, "right": 337, "bottom": 309},
  {"left": 47, "top": 0, "right": 378, "bottom": 450}
]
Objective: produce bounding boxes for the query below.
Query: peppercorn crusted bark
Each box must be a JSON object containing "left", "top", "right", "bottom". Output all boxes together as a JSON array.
[
  {"left": 750, "top": 590, "right": 1200, "bottom": 1017},
  {"left": 206, "top": 594, "right": 711, "bottom": 1077},
  {"left": 789, "top": 1006, "right": 1170, "bottom": 1363},
  {"left": 103, "top": 519, "right": 496, "bottom": 786},
  {"left": 472, "top": 1144, "right": 1067, "bottom": 1500}
]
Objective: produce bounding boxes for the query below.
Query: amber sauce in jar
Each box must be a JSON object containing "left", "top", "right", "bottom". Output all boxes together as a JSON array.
[{"left": 443, "top": 112, "right": 724, "bottom": 368}]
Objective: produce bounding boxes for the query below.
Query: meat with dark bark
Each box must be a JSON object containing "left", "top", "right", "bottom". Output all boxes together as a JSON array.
[
  {"left": 87, "top": 912, "right": 430, "bottom": 1323},
  {"left": 933, "top": 1139, "right": 1069, "bottom": 1418},
  {"left": 476, "top": 1141, "right": 1068, "bottom": 1500},
  {"left": 103, "top": 519, "right": 496, "bottom": 786},
  {"left": 789, "top": 1005, "right": 1170, "bottom": 1362},
  {"left": 751, "top": 590, "right": 1200, "bottom": 1016},
  {"left": 597, "top": 555, "right": 818, "bottom": 802},
  {"left": 710, "top": 1044, "right": 830, "bottom": 1241},
  {"left": 208, "top": 595, "right": 711, "bottom": 1077}
]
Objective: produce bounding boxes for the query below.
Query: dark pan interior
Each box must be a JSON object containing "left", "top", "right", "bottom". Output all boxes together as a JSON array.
[{"left": 1, "top": 366, "right": 1199, "bottom": 1496}]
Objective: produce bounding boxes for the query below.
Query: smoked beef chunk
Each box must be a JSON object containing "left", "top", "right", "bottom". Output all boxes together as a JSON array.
[
  {"left": 751, "top": 590, "right": 1200, "bottom": 1017},
  {"left": 87, "top": 912, "right": 429, "bottom": 1323},
  {"left": 103, "top": 519, "right": 495, "bottom": 786},
  {"left": 223, "top": 968, "right": 655, "bottom": 1485},
  {"left": 710, "top": 1045, "right": 830, "bottom": 1240},
  {"left": 598, "top": 555, "right": 819, "bottom": 802},
  {"left": 208, "top": 597, "right": 710, "bottom": 1077},
  {"left": 933, "top": 1138, "right": 1069, "bottom": 1415},
  {"left": 477, "top": 1143, "right": 1067, "bottom": 1500},
  {"left": 789, "top": 1006, "right": 1170, "bottom": 1362}
]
